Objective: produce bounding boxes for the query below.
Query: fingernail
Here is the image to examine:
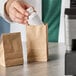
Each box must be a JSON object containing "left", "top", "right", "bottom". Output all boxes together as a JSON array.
[
  {"left": 24, "top": 17, "right": 28, "bottom": 20},
  {"left": 25, "top": 12, "right": 29, "bottom": 16},
  {"left": 24, "top": 20, "right": 28, "bottom": 24}
]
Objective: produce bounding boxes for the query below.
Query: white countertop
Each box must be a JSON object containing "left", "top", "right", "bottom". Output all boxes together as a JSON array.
[{"left": 0, "top": 43, "right": 70, "bottom": 76}]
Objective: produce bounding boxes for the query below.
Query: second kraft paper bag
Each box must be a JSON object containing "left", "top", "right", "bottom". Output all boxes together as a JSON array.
[{"left": 26, "top": 24, "right": 48, "bottom": 62}]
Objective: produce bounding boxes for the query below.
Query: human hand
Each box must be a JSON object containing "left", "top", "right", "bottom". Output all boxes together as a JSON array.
[{"left": 5, "top": 0, "right": 31, "bottom": 24}]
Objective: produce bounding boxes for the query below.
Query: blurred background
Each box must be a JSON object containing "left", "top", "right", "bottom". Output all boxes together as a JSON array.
[{"left": 0, "top": 0, "right": 68, "bottom": 43}]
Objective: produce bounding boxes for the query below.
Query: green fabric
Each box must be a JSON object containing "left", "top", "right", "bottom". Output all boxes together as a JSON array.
[{"left": 42, "top": 0, "right": 61, "bottom": 42}]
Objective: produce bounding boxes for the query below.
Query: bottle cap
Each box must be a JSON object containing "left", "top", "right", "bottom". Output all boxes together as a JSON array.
[{"left": 26, "top": 7, "right": 34, "bottom": 14}]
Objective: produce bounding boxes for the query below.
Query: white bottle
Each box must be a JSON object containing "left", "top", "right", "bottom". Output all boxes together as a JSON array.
[{"left": 26, "top": 7, "right": 44, "bottom": 25}]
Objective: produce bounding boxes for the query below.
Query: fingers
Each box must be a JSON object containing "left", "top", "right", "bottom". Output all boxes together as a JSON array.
[
  {"left": 15, "top": 18, "right": 28, "bottom": 24},
  {"left": 14, "top": 18, "right": 23, "bottom": 23},
  {"left": 9, "top": 8, "right": 28, "bottom": 24},
  {"left": 7, "top": 0, "right": 33, "bottom": 25},
  {"left": 9, "top": 13, "right": 23, "bottom": 23},
  {"left": 12, "top": 1, "right": 29, "bottom": 16},
  {"left": 9, "top": 8, "right": 24, "bottom": 19},
  {"left": 10, "top": 14, "right": 28, "bottom": 24}
]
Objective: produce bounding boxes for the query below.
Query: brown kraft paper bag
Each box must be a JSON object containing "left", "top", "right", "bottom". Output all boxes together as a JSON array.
[{"left": 26, "top": 24, "right": 48, "bottom": 62}]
